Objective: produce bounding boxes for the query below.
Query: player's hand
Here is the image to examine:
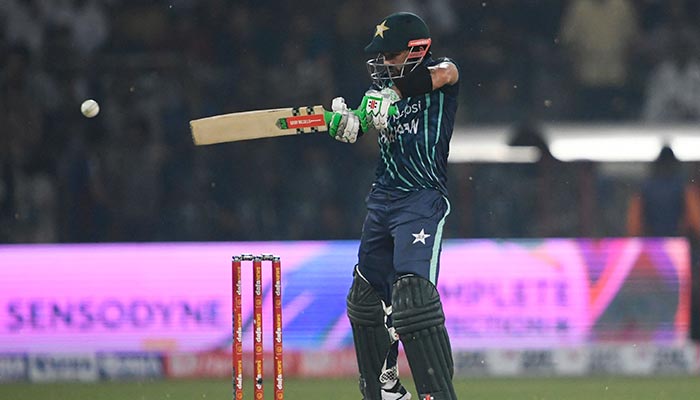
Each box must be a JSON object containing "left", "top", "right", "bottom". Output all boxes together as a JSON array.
[
  {"left": 328, "top": 97, "right": 359, "bottom": 143},
  {"left": 332, "top": 96, "right": 349, "bottom": 113},
  {"left": 359, "top": 88, "right": 400, "bottom": 131}
]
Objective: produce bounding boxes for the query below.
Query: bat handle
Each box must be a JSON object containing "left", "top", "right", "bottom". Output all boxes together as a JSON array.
[{"left": 323, "top": 110, "right": 335, "bottom": 124}]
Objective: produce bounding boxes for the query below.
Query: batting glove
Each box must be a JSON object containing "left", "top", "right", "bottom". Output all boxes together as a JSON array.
[
  {"left": 328, "top": 97, "right": 360, "bottom": 143},
  {"left": 360, "top": 88, "right": 400, "bottom": 131}
]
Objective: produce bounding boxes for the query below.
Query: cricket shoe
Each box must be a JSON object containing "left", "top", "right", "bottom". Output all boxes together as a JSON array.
[{"left": 381, "top": 379, "right": 412, "bottom": 400}]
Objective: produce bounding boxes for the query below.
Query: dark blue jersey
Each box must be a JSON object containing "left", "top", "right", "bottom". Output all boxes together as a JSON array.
[{"left": 371, "top": 57, "right": 459, "bottom": 197}]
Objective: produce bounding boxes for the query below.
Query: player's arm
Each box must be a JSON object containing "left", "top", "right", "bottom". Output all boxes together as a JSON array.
[
  {"left": 429, "top": 61, "right": 459, "bottom": 90},
  {"left": 356, "top": 61, "right": 459, "bottom": 131},
  {"left": 393, "top": 60, "right": 458, "bottom": 98}
]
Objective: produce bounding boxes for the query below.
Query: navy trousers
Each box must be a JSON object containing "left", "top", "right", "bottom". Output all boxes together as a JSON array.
[{"left": 357, "top": 185, "right": 450, "bottom": 304}]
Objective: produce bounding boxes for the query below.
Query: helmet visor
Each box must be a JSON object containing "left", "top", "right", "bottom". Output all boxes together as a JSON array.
[{"left": 365, "top": 38, "right": 431, "bottom": 88}]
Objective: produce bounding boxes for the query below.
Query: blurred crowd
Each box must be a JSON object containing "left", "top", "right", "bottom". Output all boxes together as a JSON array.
[{"left": 2, "top": 0, "right": 700, "bottom": 244}]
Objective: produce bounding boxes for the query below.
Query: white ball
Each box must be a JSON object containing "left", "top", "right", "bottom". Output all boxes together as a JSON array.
[{"left": 81, "top": 99, "right": 100, "bottom": 118}]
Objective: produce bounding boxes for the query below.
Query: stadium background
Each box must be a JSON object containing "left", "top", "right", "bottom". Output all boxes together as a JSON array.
[{"left": 2, "top": 0, "right": 700, "bottom": 398}]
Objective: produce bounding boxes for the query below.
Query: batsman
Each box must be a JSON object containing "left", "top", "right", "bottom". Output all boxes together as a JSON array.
[{"left": 328, "top": 12, "right": 460, "bottom": 400}]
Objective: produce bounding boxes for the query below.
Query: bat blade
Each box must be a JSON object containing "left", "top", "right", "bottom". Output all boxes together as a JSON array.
[{"left": 190, "top": 105, "right": 328, "bottom": 145}]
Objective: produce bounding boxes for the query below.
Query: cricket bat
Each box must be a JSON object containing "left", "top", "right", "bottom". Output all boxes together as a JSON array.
[{"left": 190, "top": 105, "right": 332, "bottom": 145}]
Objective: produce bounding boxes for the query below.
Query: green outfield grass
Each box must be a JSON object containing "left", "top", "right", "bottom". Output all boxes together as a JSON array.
[{"left": 1, "top": 376, "right": 699, "bottom": 400}]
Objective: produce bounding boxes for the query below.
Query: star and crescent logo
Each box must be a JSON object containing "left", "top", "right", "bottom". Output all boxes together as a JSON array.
[
  {"left": 374, "top": 20, "right": 389, "bottom": 38},
  {"left": 412, "top": 229, "right": 431, "bottom": 244}
]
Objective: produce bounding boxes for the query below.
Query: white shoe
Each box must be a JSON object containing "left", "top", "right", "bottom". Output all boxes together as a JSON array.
[{"left": 381, "top": 380, "right": 412, "bottom": 400}]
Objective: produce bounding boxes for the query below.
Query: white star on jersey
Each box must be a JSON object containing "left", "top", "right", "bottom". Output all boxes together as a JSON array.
[{"left": 412, "top": 229, "right": 431, "bottom": 244}]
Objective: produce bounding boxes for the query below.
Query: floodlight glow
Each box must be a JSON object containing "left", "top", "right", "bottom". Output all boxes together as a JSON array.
[
  {"left": 549, "top": 135, "right": 663, "bottom": 162},
  {"left": 449, "top": 130, "right": 541, "bottom": 163},
  {"left": 670, "top": 136, "right": 700, "bottom": 161},
  {"left": 449, "top": 124, "right": 700, "bottom": 163}
]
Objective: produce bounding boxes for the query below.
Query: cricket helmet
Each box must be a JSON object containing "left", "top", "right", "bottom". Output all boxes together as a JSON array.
[{"left": 365, "top": 12, "right": 432, "bottom": 87}]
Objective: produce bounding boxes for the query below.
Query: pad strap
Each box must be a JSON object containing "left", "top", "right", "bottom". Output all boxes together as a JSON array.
[{"left": 393, "top": 275, "right": 457, "bottom": 400}]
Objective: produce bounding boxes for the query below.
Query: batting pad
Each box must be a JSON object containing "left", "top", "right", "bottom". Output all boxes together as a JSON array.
[
  {"left": 392, "top": 275, "right": 457, "bottom": 400},
  {"left": 346, "top": 271, "right": 392, "bottom": 400}
]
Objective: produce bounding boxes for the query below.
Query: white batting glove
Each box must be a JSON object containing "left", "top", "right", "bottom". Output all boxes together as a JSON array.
[
  {"left": 362, "top": 88, "right": 400, "bottom": 131},
  {"left": 332, "top": 96, "right": 349, "bottom": 112},
  {"left": 336, "top": 111, "right": 359, "bottom": 143},
  {"left": 328, "top": 97, "right": 359, "bottom": 143}
]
